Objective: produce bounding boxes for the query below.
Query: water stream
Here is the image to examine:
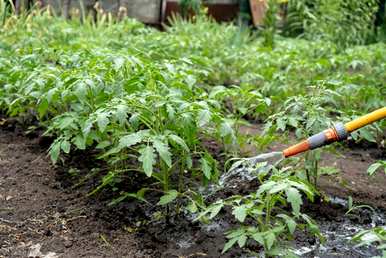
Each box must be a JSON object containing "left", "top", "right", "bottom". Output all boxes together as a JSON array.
[{"left": 186, "top": 152, "right": 386, "bottom": 257}]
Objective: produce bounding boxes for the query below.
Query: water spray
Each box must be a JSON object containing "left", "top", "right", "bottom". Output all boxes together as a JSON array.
[{"left": 225, "top": 107, "right": 386, "bottom": 180}]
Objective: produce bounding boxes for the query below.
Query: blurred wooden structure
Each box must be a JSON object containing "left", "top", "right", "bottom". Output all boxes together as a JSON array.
[
  {"left": 249, "top": 0, "right": 267, "bottom": 26},
  {"left": 12, "top": 0, "right": 270, "bottom": 27},
  {"left": 163, "top": 0, "right": 239, "bottom": 23}
]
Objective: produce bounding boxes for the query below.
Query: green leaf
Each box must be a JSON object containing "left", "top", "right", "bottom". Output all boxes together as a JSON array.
[
  {"left": 97, "top": 112, "right": 109, "bottom": 133},
  {"left": 232, "top": 206, "right": 247, "bottom": 222},
  {"left": 153, "top": 138, "right": 172, "bottom": 167},
  {"left": 220, "top": 120, "right": 233, "bottom": 137},
  {"left": 118, "top": 131, "right": 146, "bottom": 149},
  {"left": 166, "top": 104, "right": 175, "bottom": 120},
  {"left": 277, "top": 214, "right": 297, "bottom": 234},
  {"left": 138, "top": 145, "right": 155, "bottom": 177},
  {"left": 348, "top": 196, "right": 353, "bottom": 210},
  {"left": 74, "top": 82, "right": 87, "bottom": 100},
  {"left": 186, "top": 155, "right": 193, "bottom": 169},
  {"left": 209, "top": 203, "right": 223, "bottom": 219},
  {"left": 359, "top": 128, "right": 376, "bottom": 143},
  {"left": 367, "top": 162, "right": 382, "bottom": 176},
  {"left": 198, "top": 109, "right": 211, "bottom": 127},
  {"left": 286, "top": 187, "right": 303, "bottom": 216},
  {"left": 252, "top": 233, "right": 265, "bottom": 246},
  {"left": 96, "top": 140, "right": 110, "bottom": 149},
  {"left": 269, "top": 182, "right": 288, "bottom": 194},
  {"left": 237, "top": 234, "right": 247, "bottom": 248},
  {"left": 49, "top": 140, "right": 61, "bottom": 163},
  {"left": 37, "top": 98, "right": 49, "bottom": 118},
  {"left": 115, "top": 104, "right": 128, "bottom": 125},
  {"left": 168, "top": 134, "right": 189, "bottom": 152},
  {"left": 73, "top": 135, "right": 86, "bottom": 150},
  {"left": 58, "top": 117, "right": 74, "bottom": 130},
  {"left": 277, "top": 118, "right": 286, "bottom": 131},
  {"left": 60, "top": 140, "right": 71, "bottom": 154},
  {"left": 187, "top": 201, "right": 198, "bottom": 213},
  {"left": 200, "top": 156, "right": 212, "bottom": 180},
  {"left": 266, "top": 232, "right": 276, "bottom": 250},
  {"left": 158, "top": 190, "right": 178, "bottom": 205},
  {"left": 108, "top": 189, "right": 148, "bottom": 206},
  {"left": 222, "top": 237, "right": 238, "bottom": 254}
]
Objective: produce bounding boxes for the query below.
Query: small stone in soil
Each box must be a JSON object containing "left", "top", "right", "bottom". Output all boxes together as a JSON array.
[
  {"left": 57, "top": 206, "right": 66, "bottom": 213},
  {"left": 64, "top": 240, "right": 73, "bottom": 248},
  {"left": 44, "top": 229, "right": 53, "bottom": 236}
]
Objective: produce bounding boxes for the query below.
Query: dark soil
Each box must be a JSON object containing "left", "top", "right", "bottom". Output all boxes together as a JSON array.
[
  {"left": 0, "top": 126, "right": 242, "bottom": 258},
  {"left": 1, "top": 122, "right": 385, "bottom": 258},
  {"left": 0, "top": 128, "right": 154, "bottom": 258}
]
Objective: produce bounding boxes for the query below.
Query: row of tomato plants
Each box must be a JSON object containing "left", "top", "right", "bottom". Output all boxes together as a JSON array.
[{"left": 0, "top": 12, "right": 385, "bottom": 255}]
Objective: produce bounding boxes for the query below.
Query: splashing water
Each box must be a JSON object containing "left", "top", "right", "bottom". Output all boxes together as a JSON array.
[{"left": 218, "top": 151, "right": 284, "bottom": 188}]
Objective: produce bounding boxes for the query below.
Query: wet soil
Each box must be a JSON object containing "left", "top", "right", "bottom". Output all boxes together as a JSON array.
[
  {"left": 240, "top": 124, "right": 386, "bottom": 209},
  {"left": 0, "top": 123, "right": 385, "bottom": 258}
]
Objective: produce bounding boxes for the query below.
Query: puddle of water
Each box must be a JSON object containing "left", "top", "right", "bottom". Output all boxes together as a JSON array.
[{"left": 294, "top": 197, "right": 386, "bottom": 257}]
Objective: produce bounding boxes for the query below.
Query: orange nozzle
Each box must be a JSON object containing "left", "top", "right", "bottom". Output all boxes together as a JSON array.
[
  {"left": 283, "top": 128, "right": 340, "bottom": 158},
  {"left": 281, "top": 107, "right": 386, "bottom": 158},
  {"left": 283, "top": 140, "right": 310, "bottom": 158}
]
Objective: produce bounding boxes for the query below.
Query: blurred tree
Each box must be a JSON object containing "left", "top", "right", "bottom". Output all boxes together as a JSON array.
[{"left": 62, "top": 0, "right": 71, "bottom": 18}]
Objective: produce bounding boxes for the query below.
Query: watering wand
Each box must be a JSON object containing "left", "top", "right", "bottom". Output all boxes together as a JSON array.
[
  {"left": 282, "top": 107, "right": 386, "bottom": 158},
  {"left": 237, "top": 107, "right": 386, "bottom": 167}
]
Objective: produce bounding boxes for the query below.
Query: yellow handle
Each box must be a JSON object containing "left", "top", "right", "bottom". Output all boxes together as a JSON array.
[{"left": 344, "top": 107, "right": 386, "bottom": 133}]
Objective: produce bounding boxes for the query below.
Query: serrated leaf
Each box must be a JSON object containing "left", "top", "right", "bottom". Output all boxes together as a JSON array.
[
  {"left": 115, "top": 104, "right": 128, "bottom": 125},
  {"left": 252, "top": 233, "right": 264, "bottom": 245},
  {"left": 209, "top": 203, "right": 223, "bottom": 219},
  {"left": 200, "top": 156, "right": 211, "bottom": 180},
  {"left": 119, "top": 131, "right": 145, "bottom": 150},
  {"left": 153, "top": 138, "right": 172, "bottom": 167},
  {"left": 60, "top": 139, "right": 71, "bottom": 154},
  {"left": 232, "top": 206, "right": 247, "bottom": 222},
  {"left": 97, "top": 112, "right": 109, "bottom": 133},
  {"left": 198, "top": 109, "right": 211, "bottom": 127},
  {"left": 286, "top": 187, "right": 303, "bottom": 216},
  {"left": 266, "top": 232, "right": 276, "bottom": 250},
  {"left": 277, "top": 118, "right": 286, "bottom": 131},
  {"left": 360, "top": 128, "right": 376, "bottom": 142},
  {"left": 220, "top": 120, "right": 233, "bottom": 137},
  {"left": 158, "top": 190, "right": 178, "bottom": 205},
  {"left": 277, "top": 214, "right": 297, "bottom": 234},
  {"left": 73, "top": 134, "right": 86, "bottom": 150},
  {"left": 269, "top": 182, "right": 288, "bottom": 194},
  {"left": 138, "top": 145, "right": 155, "bottom": 177},
  {"left": 74, "top": 82, "right": 87, "bottom": 100},
  {"left": 58, "top": 116, "right": 74, "bottom": 130},
  {"left": 168, "top": 134, "right": 189, "bottom": 152},
  {"left": 49, "top": 140, "right": 61, "bottom": 164},
  {"left": 222, "top": 237, "right": 238, "bottom": 254},
  {"left": 237, "top": 235, "right": 247, "bottom": 248}
]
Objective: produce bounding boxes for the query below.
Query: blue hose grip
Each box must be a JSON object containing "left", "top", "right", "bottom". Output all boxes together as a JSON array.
[{"left": 333, "top": 122, "right": 348, "bottom": 140}]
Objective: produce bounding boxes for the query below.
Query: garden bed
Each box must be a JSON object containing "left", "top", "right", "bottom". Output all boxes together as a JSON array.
[{"left": 1, "top": 125, "right": 384, "bottom": 258}]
